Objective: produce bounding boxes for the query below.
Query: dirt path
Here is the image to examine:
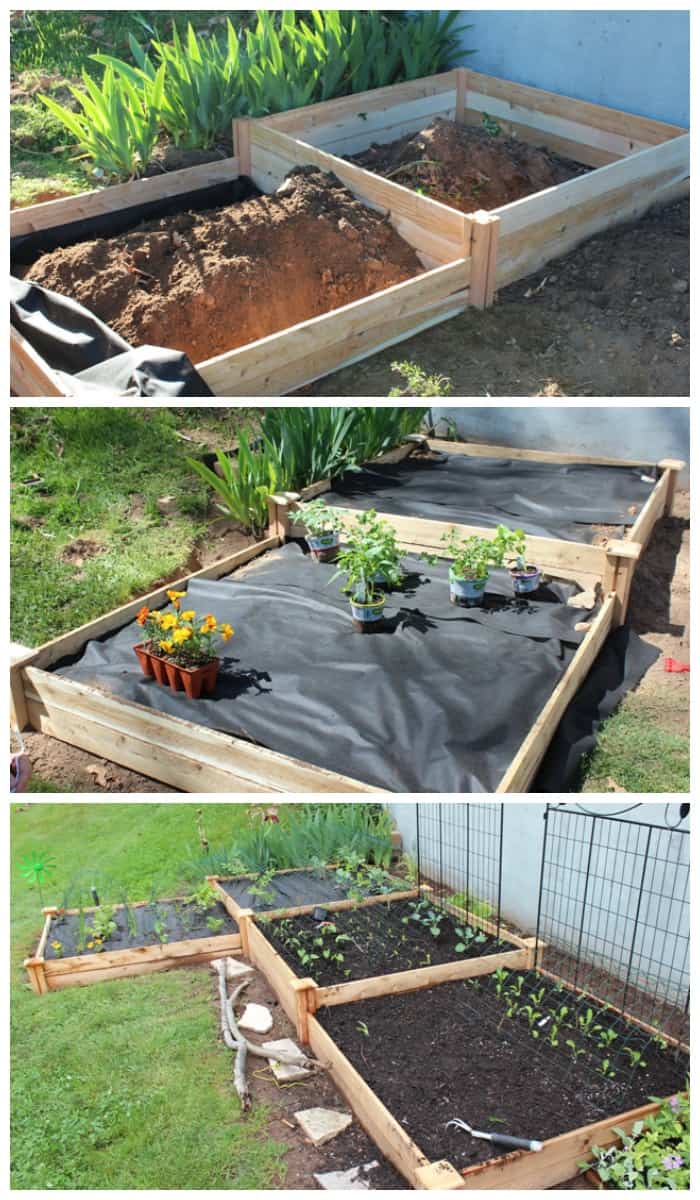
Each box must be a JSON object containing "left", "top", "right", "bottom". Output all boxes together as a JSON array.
[{"left": 308, "top": 199, "right": 689, "bottom": 397}]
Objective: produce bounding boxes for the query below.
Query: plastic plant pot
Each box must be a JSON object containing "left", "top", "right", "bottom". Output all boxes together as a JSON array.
[
  {"left": 150, "top": 655, "right": 169, "bottom": 686},
  {"left": 510, "top": 566, "right": 542, "bottom": 595},
  {"left": 133, "top": 643, "right": 154, "bottom": 677},
  {"left": 350, "top": 593, "right": 386, "bottom": 632},
  {"left": 166, "top": 659, "right": 220, "bottom": 700},
  {"left": 449, "top": 568, "right": 490, "bottom": 607},
  {"left": 306, "top": 530, "right": 341, "bottom": 562}
]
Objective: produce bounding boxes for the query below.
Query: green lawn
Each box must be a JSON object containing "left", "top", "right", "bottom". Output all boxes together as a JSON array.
[
  {"left": 10, "top": 408, "right": 259, "bottom": 647},
  {"left": 10, "top": 802, "right": 287, "bottom": 1190},
  {"left": 580, "top": 692, "right": 689, "bottom": 792}
]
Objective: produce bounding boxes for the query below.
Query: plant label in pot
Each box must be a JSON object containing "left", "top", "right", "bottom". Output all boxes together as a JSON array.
[
  {"left": 306, "top": 530, "right": 341, "bottom": 562},
  {"left": 449, "top": 569, "right": 489, "bottom": 607},
  {"left": 510, "top": 566, "right": 542, "bottom": 595},
  {"left": 350, "top": 593, "right": 386, "bottom": 632}
]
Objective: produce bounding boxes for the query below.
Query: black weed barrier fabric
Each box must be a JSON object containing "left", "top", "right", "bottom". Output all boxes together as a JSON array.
[
  {"left": 219, "top": 870, "right": 352, "bottom": 912},
  {"left": 324, "top": 453, "right": 657, "bottom": 542},
  {"left": 54, "top": 545, "right": 657, "bottom": 793},
  {"left": 11, "top": 278, "right": 214, "bottom": 397}
]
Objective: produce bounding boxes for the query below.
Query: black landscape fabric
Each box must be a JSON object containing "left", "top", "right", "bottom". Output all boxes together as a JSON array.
[
  {"left": 220, "top": 869, "right": 352, "bottom": 912},
  {"left": 324, "top": 452, "right": 656, "bottom": 542},
  {"left": 11, "top": 277, "right": 213, "bottom": 397},
  {"left": 55, "top": 544, "right": 657, "bottom": 793}
]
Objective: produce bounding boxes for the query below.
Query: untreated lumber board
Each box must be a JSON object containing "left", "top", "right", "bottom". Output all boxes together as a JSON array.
[
  {"left": 29, "top": 537, "right": 278, "bottom": 671},
  {"left": 246, "top": 919, "right": 299, "bottom": 1025},
  {"left": 459, "top": 1098, "right": 674, "bottom": 1190},
  {"left": 197, "top": 259, "right": 469, "bottom": 396},
  {"left": 461, "top": 68, "right": 686, "bottom": 152},
  {"left": 10, "top": 156, "right": 241, "bottom": 237},
  {"left": 10, "top": 326, "right": 67, "bottom": 397},
  {"left": 307, "top": 1014, "right": 431, "bottom": 1187},
  {"left": 497, "top": 593, "right": 616, "bottom": 791},
  {"left": 315, "top": 946, "right": 529, "bottom": 1008},
  {"left": 23, "top": 668, "right": 381, "bottom": 794},
  {"left": 427, "top": 437, "right": 655, "bottom": 469},
  {"left": 494, "top": 134, "right": 689, "bottom": 287},
  {"left": 628, "top": 469, "right": 673, "bottom": 553},
  {"left": 658, "top": 459, "right": 685, "bottom": 517}
]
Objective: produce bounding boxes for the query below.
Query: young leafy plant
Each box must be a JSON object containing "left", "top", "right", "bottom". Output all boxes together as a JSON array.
[
  {"left": 332, "top": 508, "right": 404, "bottom": 604},
  {"left": 291, "top": 498, "right": 346, "bottom": 537}
]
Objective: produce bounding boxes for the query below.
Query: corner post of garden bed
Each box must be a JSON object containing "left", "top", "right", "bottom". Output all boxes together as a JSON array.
[
  {"left": 658, "top": 458, "right": 686, "bottom": 516},
  {"left": 291, "top": 977, "right": 319, "bottom": 1045},
  {"left": 232, "top": 117, "right": 252, "bottom": 177},
  {"left": 24, "top": 909, "right": 55, "bottom": 995},
  {"left": 602, "top": 539, "right": 642, "bottom": 626},
  {"left": 267, "top": 493, "right": 297, "bottom": 540},
  {"left": 465, "top": 210, "right": 499, "bottom": 309},
  {"left": 523, "top": 936, "right": 543, "bottom": 969},
  {"left": 10, "top": 644, "right": 38, "bottom": 731},
  {"left": 455, "top": 67, "right": 468, "bottom": 126},
  {"left": 414, "top": 1161, "right": 467, "bottom": 1190},
  {"left": 237, "top": 908, "right": 254, "bottom": 959}
]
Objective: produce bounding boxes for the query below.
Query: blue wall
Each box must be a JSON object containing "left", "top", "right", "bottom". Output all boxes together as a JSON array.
[
  {"left": 429, "top": 407, "right": 689, "bottom": 482},
  {"left": 453, "top": 10, "right": 689, "bottom": 126}
]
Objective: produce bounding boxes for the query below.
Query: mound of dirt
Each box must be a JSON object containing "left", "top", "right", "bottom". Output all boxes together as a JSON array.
[
  {"left": 350, "top": 117, "right": 589, "bottom": 212},
  {"left": 26, "top": 166, "right": 423, "bottom": 364}
]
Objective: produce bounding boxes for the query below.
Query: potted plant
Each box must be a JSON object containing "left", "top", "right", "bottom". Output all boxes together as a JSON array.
[
  {"left": 494, "top": 525, "right": 541, "bottom": 595},
  {"left": 134, "top": 590, "right": 234, "bottom": 699},
  {"left": 442, "top": 524, "right": 530, "bottom": 606},
  {"left": 292, "top": 498, "right": 346, "bottom": 561},
  {"left": 332, "top": 510, "right": 404, "bottom": 632}
]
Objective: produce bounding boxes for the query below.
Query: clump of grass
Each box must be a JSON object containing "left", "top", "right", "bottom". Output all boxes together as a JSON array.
[{"left": 579, "top": 695, "right": 689, "bottom": 793}]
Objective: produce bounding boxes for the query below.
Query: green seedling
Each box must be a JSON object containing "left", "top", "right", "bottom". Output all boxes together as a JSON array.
[
  {"left": 599, "top": 1058, "right": 616, "bottom": 1079},
  {"left": 493, "top": 967, "right": 510, "bottom": 997},
  {"left": 623, "top": 1047, "right": 647, "bottom": 1069},
  {"left": 566, "top": 1039, "right": 586, "bottom": 1062},
  {"left": 206, "top": 916, "right": 225, "bottom": 934},
  {"left": 185, "top": 881, "right": 220, "bottom": 914},
  {"left": 357, "top": 1021, "right": 370, "bottom": 1038}
]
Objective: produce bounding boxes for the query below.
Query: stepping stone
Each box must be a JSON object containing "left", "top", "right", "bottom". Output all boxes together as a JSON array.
[
  {"left": 238, "top": 1002, "right": 273, "bottom": 1035},
  {"left": 262, "top": 1037, "right": 313, "bottom": 1082},
  {"left": 295, "top": 1106, "right": 353, "bottom": 1146},
  {"left": 210, "top": 956, "right": 254, "bottom": 981},
  {"left": 314, "top": 1163, "right": 379, "bottom": 1190}
]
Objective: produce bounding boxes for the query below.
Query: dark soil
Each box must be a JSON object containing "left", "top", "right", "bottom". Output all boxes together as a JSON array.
[
  {"left": 349, "top": 117, "right": 588, "bottom": 213},
  {"left": 45, "top": 897, "right": 236, "bottom": 958},
  {"left": 319, "top": 974, "right": 688, "bottom": 1171},
  {"left": 309, "top": 198, "right": 689, "bottom": 397},
  {"left": 25, "top": 166, "right": 422, "bottom": 364},
  {"left": 265, "top": 898, "right": 502, "bottom": 987}
]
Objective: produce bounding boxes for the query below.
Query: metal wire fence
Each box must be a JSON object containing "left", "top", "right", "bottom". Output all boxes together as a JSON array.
[
  {"left": 534, "top": 805, "right": 690, "bottom": 1044},
  {"left": 415, "top": 803, "right": 504, "bottom": 940}
]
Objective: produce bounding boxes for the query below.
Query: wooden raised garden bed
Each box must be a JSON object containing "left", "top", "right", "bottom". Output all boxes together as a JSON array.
[
  {"left": 243, "top": 917, "right": 688, "bottom": 1190},
  {"left": 12, "top": 70, "right": 687, "bottom": 398},
  {"left": 24, "top": 892, "right": 241, "bottom": 994},
  {"left": 11, "top": 523, "right": 624, "bottom": 793},
  {"left": 270, "top": 434, "right": 684, "bottom": 629},
  {"left": 232, "top": 880, "right": 537, "bottom": 1046},
  {"left": 252, "top": 66, "right": 689, "bottom": 306}
]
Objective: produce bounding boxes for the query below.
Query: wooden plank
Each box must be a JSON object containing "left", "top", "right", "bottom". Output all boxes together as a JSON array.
[
  {"left": 24, "top": 957, "right": 49, "bottom": 995},
  {"left": 10, "top": 157, "right": 241, "bottom": 237},
  {"left": 460, "top": 1097, "right": 674, "bottom": 1190},
  {"left": 658, "top": 459, "right": 685, "bottom": 516},
  {"left": 462, "top": 69, "right": 686, "bottom": 149},
  {"left": 424, "top": 891, "right": 531, "bottom": 951},
  {"left": 30, "top": 537, "right": 278, "bottom": 669},
  {"left": 494, "top": 135, "right": 689, "bottom": 287},
  {"left": 42, "top": 932, "right": 241, "bottom": 977},
  {"left": 44, "top": 949, "right": 235, "bottom": 991},
  {"left": 315, "top": 98, "right": 456, "bottom": 159},
  {"left": 467, "top": 212, "right": 499, "bottom": 309},
  {"left": 36, "top": 913, "right": 52, "bottom": 959},
  {"left": 251, "top": 123, "right": 468, "bottom": 258},
  {"left": 10, "top": 326, "right": 67, "bottom": 397},
  {"left": 197, "top": 260, "right": 468, "bottom": 396},
  {"left": 536, "top": 966, "right": 690, "bottom": 1054},
  {"left": 247, "top": 919, "right": 299, "bottom": 1025},
  {"left": 628, "top": 470, "right": 670, "bottom": 553},
  {"left": 260, "top": 71, "right": 457, "bottom": 137},
  {"left": 259, "top": 887, "right": 420, "bottom": 923},
  {"left": 428, "top": 438, "right": 654, "bottom": 469},
  {"left": 338, "top": 508, "right": 607, "bottom": 583},
  {"left": 233, "top": 119, "right": 251, "bottom": 176},
  {"left": 497, "top": 594, "right": 615, "bottom": 792},
  {"left": 307, "top": 1014, "right": 430, "bottom": 1187},
  {"left": 316, "top": 946, "right": 529, "bottom": 1008},
  {"left": 24, "top": 669, "right": 381, "bottom": 794}
]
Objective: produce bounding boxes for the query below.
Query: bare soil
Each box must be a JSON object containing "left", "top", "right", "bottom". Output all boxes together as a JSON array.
[
  {"left": 350, "top": 117, "right": 587, "bottom": 212},
  {"left": 309, "top": 198, "right": 689, "bottom": 397},
  {"left": 25, "top": 167, "right": 422, "bottom": 364}
]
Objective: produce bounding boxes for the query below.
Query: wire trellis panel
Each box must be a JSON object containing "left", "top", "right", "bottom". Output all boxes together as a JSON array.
[{"left": 416, "top": 803, "right": 504, "bottom": 939}]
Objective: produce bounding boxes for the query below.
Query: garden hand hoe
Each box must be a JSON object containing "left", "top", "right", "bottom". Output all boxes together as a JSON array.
[{"left": 446, "top": 1118, "right": 543, "bottom": 1152}]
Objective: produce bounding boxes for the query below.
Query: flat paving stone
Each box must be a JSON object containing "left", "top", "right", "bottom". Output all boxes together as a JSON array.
[
  {"left": 314, "top": 1162, "right": 379, "bottom": 1190},
  {"left": 295, "top": 1106, "right": 353, "bottom": 1146},
  {"left": 262, "top": 1037, "right": 313, "bottom": 1081},
  {"left": 210, "top": 956, "right": 254, "bottom": 980},
  {"left": 238, "top": 1002, "right": 273, "bottom": 1034}
]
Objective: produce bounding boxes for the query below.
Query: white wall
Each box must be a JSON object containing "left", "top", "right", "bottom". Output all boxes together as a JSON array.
[{"left": 451, "top": 10, "right": 690, "bottom": 127}]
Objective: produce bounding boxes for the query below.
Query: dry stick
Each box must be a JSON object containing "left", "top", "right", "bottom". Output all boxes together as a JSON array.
[
  {"left": 216, "top": 968, "right": 323, "bottom": 1111},
  {"left": 384, "top": 158, "right": 444, "bottom": 178}
]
